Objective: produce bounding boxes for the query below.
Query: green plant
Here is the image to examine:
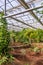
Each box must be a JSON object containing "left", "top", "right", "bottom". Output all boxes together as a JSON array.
[
  {"left": 0, "top": 55, "right": 14, "bottom": 65},
  {"left": 25, "top": 63, "right": 29, "bottom": 65},
  {"left": 33, "top": 47, "right": 41, "bottom": 53},
  {"left": 0, "top": 12, "right": 14, "bottom": 65},
  {"left": 12, "top": 28, "right": 43, "bottom": 44},
  {"left": 0, "top": 56, "right": 7, "bottom": 65},
  {"left": 0, "top": 12, "right": 10, "bottom": 55}
]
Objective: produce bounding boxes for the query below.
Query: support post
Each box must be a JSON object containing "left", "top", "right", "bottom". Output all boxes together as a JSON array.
[{"left": 4, "top": 0, "right": 6, "bottom": 15}]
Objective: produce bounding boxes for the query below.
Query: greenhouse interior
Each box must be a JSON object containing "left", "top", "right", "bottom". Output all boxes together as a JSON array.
[{"left": 0, "top": 0, "right": 43, "bottom": 65}]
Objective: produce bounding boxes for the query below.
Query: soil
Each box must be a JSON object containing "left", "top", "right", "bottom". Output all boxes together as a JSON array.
[{"left": 10, "top": 42, "right": 43, "bottom": 65}]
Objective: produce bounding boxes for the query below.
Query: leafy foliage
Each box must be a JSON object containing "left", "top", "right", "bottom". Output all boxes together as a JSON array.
[
  {"left": 0, "top": 56, "right": 7, "bottom": 65},
  {"left": 0, "top": 12, "right": 11, "bottom": 65},
  {"left": 10, "top": 28, "right": 43, "bottom": 44},
  {"left": 0, "top": 12, "right": 10, "bottom": 55}
]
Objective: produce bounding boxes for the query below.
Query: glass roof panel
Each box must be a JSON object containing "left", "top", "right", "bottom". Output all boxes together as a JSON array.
[
  {"left": 0, "top": 0, "right": 43, "bottom": 30},
  {"left": 11, "top": 0, "right": 20, "bottom": 7}
]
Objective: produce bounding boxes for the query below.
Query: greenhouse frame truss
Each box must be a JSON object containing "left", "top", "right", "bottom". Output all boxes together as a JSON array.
[{"left": 0, "top": 0, "right": 43, "bottom": 31}]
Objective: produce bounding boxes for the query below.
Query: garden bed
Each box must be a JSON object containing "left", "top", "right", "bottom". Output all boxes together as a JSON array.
[{"left": 10, "top": 42, "right": 43, "bottom": 65}]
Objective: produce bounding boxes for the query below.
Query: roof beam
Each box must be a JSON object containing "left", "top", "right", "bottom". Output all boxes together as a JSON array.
[
  {"left": 8, "top": 23, "right": 25, "bottom": 29},
  {"left": 10, "top": 16, "right": 37, "bottom": 29},
  {"left": 3, "top": 6, "right": 43, "bottom": 18},
  {"left": 3, "top": 5, "right": 43, "bottom": 28},
  {"left": 17, "top": 0, "right": 43, "bottom": 25},
  {"left": 7, "top": 0, "right": 14, "bottom": 7}
]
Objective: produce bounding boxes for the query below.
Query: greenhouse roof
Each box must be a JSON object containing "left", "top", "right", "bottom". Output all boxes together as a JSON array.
[{"left": 0, "top": 0, "right": 43, "bottom": 31}]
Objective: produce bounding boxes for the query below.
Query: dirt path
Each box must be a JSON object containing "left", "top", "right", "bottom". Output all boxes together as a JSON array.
[
  {"left": 10, "top": 42, "right": 43, "bottom": 65},
  {"left": 10, "top": 49, "right": 43, "bottom": 65}
]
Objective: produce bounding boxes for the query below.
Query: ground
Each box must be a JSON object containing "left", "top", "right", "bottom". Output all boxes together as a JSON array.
[{"left": 10, "top": 42, "right": 43, "bottom": 65}]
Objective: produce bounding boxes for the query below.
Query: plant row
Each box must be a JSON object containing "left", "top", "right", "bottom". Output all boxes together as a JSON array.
[{"left": 10, "top": 28, "right": 43, "bottom": 44}]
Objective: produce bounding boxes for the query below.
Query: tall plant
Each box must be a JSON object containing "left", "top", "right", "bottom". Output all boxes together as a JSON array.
[{"left": 0, "top": 12, "right": 12, "bottom": 65}]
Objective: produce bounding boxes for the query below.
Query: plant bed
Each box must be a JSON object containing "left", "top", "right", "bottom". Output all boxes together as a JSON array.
[
  {"left": 10, "top": 50, "right": 43, "bottom": 65},
  {"left": 9, "top": 42, "right": 43, "bottom": 65}
]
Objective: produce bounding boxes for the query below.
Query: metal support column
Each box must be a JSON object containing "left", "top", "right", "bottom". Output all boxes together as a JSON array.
[{"left": 4, "top": 0, "right": 6, "bottom": 15}]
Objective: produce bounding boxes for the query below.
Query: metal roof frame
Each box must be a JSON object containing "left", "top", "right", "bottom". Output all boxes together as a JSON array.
[
  {"left": 3, "top": 5, "right": 43, "bottom": 18},
  {"left": 10, "top": 16, "right": 37, "bottom": 29},
  {"left": 8, "top": 23, "right": 24, "bottom": 29},
  {"left": 17, "top": 0, "right": 43, "bottom": 25},
  {"left": 4, "top": 0, "right": 37, "bottom": 29},
  {"left": 0, "top": 0, "right": 43, "bottom": 30}
]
